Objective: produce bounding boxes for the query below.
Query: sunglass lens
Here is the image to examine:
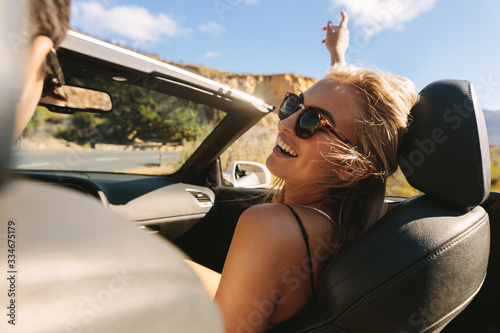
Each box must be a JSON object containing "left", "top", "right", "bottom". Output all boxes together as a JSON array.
[
  {"left": 297, "top": 108, "right": 320, "bottom": 139},
  {"left": 279, "top": 94, "right": 301, "bottom": 120}
]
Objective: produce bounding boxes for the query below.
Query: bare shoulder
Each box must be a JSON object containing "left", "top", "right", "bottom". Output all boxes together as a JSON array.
[
  {"left": 216, "top": 203, "right": 312, "bottom": 331},
  {"left": 218, "top": 203, "right": 335, "bottom": 328},
  {"left": 240, "top": 203, "right": 333, "bottom": 237},
  {"left": 240, "top": 203, "right": 294, "bottom": 222},
  {"left": 228, "top": 203, "right": 313, "bottom": 272},
  {"left": 234, "top": 203, "right": 334, "bottom": 259},
  {"left": 237, "top": 203, "right": 305, "bottom": 242}
]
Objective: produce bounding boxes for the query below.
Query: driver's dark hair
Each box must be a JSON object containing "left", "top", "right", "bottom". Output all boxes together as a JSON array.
[{"left": 30, "top": 0, "right": 71, "bottom": 48}]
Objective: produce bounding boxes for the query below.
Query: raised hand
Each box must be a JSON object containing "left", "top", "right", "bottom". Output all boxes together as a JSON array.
[{"left": 322, "top": 10, "right": 349, "bottom": 65}]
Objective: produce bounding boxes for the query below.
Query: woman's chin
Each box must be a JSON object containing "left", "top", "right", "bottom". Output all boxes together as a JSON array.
[{"left": 266, "top": 152, "right": 288, "bottom": 180}]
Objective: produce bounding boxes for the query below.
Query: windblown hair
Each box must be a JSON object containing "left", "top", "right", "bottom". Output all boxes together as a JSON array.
[
  {"left": 272, "top": 63, "right": 419, "bottom": 255},
  {"left": 30, "top": 0, "right": 71, "bottom": 48}
]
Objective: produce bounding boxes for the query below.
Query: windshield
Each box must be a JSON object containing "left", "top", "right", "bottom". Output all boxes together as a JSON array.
[{"left": 11, "top": 77, "right": 226, "bottom": 175}]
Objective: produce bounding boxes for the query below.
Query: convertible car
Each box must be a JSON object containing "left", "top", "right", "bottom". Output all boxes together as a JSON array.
[{"left": 1, "top": 28, "right": 498, "bottom": 332}]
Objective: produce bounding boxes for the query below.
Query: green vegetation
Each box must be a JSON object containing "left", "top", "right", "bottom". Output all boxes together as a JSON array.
[
  {"left": 25, "top": 78, "right": 225, "bottom": 149},
  {"left": 22, "top": 77, "right": 225, "bottom": 175}
]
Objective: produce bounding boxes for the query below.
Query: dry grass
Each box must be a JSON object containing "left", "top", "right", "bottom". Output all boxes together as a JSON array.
[
  {"left": 489, "top": 147, "right": 500, "bottom": 192},
  {"left": 220, "top": 123, "right": 277, "bottom": 170},
  {"left": 386, "top": 169, "right": 421, "bottom": 197}
]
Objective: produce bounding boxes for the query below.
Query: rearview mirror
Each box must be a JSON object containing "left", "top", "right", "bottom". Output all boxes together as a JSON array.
[
  {"left": 223, "top": 161, "right": 272, "bottom": 188},
  {"left": 38, "top": 85, "right": 113, "bottom": 114}
]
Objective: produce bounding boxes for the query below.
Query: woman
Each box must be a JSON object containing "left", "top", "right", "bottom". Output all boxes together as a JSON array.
[{"left": 191, "top": 11, "right": 419, "bottom": 332}]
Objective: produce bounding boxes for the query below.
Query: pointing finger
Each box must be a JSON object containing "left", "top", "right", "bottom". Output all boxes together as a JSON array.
[{"left": 339, "top": 10, "right": 349, "bottom": 28}]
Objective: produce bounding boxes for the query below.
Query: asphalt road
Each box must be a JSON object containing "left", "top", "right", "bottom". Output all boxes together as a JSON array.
[{"left": 10, "top": 149, "right": 181, "bottom": 173}]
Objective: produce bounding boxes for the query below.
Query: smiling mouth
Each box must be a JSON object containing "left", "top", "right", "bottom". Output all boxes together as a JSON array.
[{"left": 276, "top": 136, "right": 298, "bottom": 157}]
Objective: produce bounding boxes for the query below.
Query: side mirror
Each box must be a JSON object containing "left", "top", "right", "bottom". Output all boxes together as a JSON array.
[
  {"left": 223, "top": 161, "right": 272, "bottom": 188},
  {"left": 38, "top": 85, "right": 113, "bottom": 114}
]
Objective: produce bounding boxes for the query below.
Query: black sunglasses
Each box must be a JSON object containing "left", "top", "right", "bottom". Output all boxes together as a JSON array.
[
  {"left": 41, "top": 48, "right": 65, "bottom": 97},
  {"left": 278, "top": 92, "right": 351, "bottom": 143}
]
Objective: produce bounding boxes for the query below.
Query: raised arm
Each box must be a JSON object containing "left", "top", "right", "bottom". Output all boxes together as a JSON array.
[{"left": 322, "top": 10, "right": 349, "bottom": 65}]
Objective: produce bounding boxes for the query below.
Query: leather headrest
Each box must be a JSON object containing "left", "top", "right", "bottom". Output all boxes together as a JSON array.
[{"left": 398, "top": 80, "right": 490, "bottom": 208}]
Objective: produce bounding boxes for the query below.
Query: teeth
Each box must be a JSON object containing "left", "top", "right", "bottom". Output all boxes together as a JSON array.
[{"left": 277, "top": 136, "right": 298, "bottom": 157}]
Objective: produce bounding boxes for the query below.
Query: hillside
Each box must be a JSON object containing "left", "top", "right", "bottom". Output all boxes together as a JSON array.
[
  {"left": 162, "top": 60, "right": 318, "bottom": 111},
  {"left": 169, "top": 59, "right": 500, "bottom": 147},
  {"left": 483, "top": 110, "right": 500, "bottom": 146}
]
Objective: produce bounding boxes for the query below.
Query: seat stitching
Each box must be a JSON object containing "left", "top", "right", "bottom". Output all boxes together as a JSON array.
[{"left": 317, "top": 210, "right": 489, "bottom": 331}]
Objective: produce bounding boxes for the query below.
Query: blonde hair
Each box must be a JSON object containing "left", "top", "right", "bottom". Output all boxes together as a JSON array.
[
  {"left": 328, "top": 63, "right": 418, "bottom": 179},
  {"left": 272, "top": 63, "right": 419, "bottom": 255}
]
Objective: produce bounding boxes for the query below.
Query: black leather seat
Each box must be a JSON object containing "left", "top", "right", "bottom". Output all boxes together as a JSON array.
[{"left": 269, "top": 80, "right": 491, "bottom": 332}]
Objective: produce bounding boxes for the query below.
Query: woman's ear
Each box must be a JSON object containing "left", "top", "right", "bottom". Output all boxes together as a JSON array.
[{"left": 13, "top": 36, "right": 54, "bottom": 140}]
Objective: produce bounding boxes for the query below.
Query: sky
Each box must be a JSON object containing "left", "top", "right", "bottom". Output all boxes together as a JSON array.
[{"left": 70, "top": 0, "right": 500, "bottom": 110}]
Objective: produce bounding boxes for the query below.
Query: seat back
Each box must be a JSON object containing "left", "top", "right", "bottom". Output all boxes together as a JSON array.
[
  {"left": 0, "top": 3, "right": 224, "bottom": 332},
  {"left": 270, "top": 80, "right": 491, "bottom": 333},
  {"left": 0, "top": 1, "right": 27, "bottom": 185}
]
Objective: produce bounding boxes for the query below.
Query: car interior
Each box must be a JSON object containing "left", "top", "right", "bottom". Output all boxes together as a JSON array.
[{"left": 2, "top": 6, "right": 499, "bottom": 331}]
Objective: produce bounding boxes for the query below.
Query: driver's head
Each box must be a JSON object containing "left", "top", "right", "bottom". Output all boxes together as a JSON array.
[
  {"left": 13, "top": 0, "right": 70, "bottom": 140},
  {"left": 31, "top": 0, "right": 71, "bottom": 48}
]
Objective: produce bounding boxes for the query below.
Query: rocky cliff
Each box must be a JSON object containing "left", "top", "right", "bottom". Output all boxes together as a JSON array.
[
  {"left": 164, "top": 61, "right": 318, "bottom": 130},
  {"left": 167, "top": 62, "right": 318, "bottom": 109}
]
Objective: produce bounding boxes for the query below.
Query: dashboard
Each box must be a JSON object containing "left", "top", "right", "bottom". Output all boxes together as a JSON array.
[{"left": 12, "top": 171, "right": 215, "bottom": 241}]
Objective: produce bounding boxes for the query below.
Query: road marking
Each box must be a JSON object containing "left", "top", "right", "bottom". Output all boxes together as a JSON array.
[
  {"left": 96, "top": 157, "right": 118, "bottom": 162},
  {"left": 16, "top": 162, "right": 51, "bottom": 168}
]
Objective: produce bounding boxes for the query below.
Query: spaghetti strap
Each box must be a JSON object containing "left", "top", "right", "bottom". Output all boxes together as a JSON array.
[
  {"left": 297, "top": 205, "right": 333, "bottom": 223},
  {"left": 284, "top": 204, "right": 317, "bottom": 306}
]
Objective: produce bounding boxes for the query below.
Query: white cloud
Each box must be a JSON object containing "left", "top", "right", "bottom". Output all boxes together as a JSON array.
[
  {"left": 203, "top": 51, "right": 220, "bottom": 58},
  {"left": 329, "top": 0, "right": 437, "bottom": 36},
  {"left": 244, "top": 0, "right": 261, "bottom": 5},
  {"left": 199, "top": 22, "right": 225, "bottom": 38},
  {"left": 71, "top": 1, "right": 190, "bottom": 44}
]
